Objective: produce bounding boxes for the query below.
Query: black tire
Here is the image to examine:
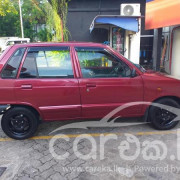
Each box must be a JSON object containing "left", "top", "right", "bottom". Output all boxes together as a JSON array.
[
  {"left": 1, "top": 107, "right": 39, "bottom": 140},
  {"left": 149, "top": 98, "right": 180, "bottom": 130}
]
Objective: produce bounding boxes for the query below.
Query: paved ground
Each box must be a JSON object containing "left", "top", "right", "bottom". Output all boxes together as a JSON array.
[{"left": 0, "top": 117, "right": 180, "bottom": 180}]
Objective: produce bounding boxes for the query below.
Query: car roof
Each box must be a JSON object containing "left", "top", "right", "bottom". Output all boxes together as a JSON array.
[{"left": 12, "top": 42, "right": 109, "bottom": 48}]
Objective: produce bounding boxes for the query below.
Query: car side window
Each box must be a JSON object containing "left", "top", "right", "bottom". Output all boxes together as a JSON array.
[
  {"left": 1, "top": 48, "right": 26, "bottom": 78},
  {"left": 75, "top": 47, "right": 131, "bottom": 78},
  {"left": 20, "top": 47, "right": 74, "bottom": 78},
  {"left": 19, "top": 51, "right": 38, "bottom": 78}
]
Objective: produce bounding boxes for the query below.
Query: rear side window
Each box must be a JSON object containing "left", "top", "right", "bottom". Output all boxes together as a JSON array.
[
  {"left": 20, "top": 47, "right": 74, "bottom": 78},
  {"left": 1, "top": 48, "right": 25, "bottom": 78},
  {"left": 20, "top": 52, "right": 37, "bottom": 78}
]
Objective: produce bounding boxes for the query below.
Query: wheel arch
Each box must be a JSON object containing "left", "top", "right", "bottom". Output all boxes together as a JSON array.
[
  {"left": 144, "top": 95, "right": 180, "bottom": 122},
  {"left": 153, "top": 96, "right": 180, "bottom": 104},
  {"left": 9, "top": 104, "right": 43, "bottom": 122}
]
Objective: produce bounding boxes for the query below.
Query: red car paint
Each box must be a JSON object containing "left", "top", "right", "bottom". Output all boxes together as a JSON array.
[{"left": 0, "top": 42, "right": 180, "bottom": 121}]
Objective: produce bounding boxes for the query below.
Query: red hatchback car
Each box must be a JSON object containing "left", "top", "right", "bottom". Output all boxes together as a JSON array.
[{"left": 0, "top": 42, "right": 180, "bottom": 140}]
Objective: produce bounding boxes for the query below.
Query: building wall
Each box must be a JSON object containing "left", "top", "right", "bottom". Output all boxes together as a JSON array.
[
  {"left": 163, "top": 26, "right": 180, "bottom": 78},
  {"left": 168, "top": 26, "right": 180, "bottom": 78},
  {"left": 67, "top": 0, "right": 150, "bottom": 43},
  {"left": 163, "top": 27, "right": 171, "bottom": 74}
]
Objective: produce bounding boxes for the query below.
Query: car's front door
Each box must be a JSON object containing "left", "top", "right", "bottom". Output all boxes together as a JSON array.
[
  {"left": 14, "top": 46, "right": 81, "bottom": 121},
  {"left": 74, "top": 46, "right": 144, "bottom": 119}
]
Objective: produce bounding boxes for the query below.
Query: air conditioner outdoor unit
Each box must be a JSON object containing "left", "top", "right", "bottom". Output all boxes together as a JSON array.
[{"left": 120, "top": 4, "right": 141, "bottom": 16}]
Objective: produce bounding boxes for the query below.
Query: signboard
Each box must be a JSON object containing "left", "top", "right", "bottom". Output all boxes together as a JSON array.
[
  {"left": 112, "top": 28, "right": 125, "bottom": 55},
  {"left": 145, "top": 0, "right": 180, "bottom": 30}
]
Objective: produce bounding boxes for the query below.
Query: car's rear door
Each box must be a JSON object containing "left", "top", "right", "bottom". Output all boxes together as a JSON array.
[
  {"left": 14, "top": 46, "right": 81, "bottom": 121},
  {"left": 74, "top": 46, "right": 144, "bottom": 119}
]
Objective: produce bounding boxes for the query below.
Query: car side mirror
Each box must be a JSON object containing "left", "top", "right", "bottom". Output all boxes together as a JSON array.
[{"left": 131, "top": 68, "right": 136, "bottom": 78}]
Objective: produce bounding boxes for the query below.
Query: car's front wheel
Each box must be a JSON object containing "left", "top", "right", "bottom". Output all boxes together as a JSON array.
[
  {"left": 149, "top": 98, "right": 180, "bottom": 130},
  {"left": 1, "top": 107, "right": 39, "bottom": 140}
]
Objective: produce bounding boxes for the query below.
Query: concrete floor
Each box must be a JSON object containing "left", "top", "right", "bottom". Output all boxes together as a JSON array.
[{"left": 0, "top": 118, "right": 180, "bottom": 180}]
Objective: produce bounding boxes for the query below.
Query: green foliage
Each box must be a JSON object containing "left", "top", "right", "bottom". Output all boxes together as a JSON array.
[
  {"left": 0, "top": 0, "right": 17, "bottom": 16},
  {"left": 21, "top": 0, "right": 47, "bottom": 41},
  {"left": 0, "top": 0, "right": 47, "bottom": 40},
  {"left": 0, "top": 0, "right": 71, "bottom": 42},
  {"left": 48, "top": 0, "right": 71, "bottom": 41},
  {"left": 46, "top": 2, "right": 63, "bottom": 41},
  {"left": 37, "top": 29, "right": 52, "bottom": 42},
  {"left": 22, "top": 0, "right": 46, "bottom": 24},
  {"left": 0, "top": 0, "right": 19, "bottom": 36},
  {"left": 0, "top": 12, "right": 20, "bottom": 36}
]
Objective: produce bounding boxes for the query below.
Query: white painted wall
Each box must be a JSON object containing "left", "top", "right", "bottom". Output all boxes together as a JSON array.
[
  {"left": 109, "top": 18, "right": 141, "bottom": 64},
  {"left": 121, "top": 21, "right": 141, "bottom": 64},
  {"left": 124, "top": 30, "right": 129, "bottom": 59},
  {"left": 129, "top": 26, "right": 141, "bottom": 64},
  {"left": 171, "top": 27, "right": 180, "bottom": 78}
]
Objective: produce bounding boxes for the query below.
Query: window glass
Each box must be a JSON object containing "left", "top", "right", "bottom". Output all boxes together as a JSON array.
[
  {"left": 20, "top": 52, "right": 37, "bottom": 78},
  {"left": 20, "top": 47, "right": 74, "bottom": 78},
  {"left": 75, "top": 47, "right": 131, "bottom": 78},
  {"left": 1, "top": 48, "right": 25, "bottom": 78}
]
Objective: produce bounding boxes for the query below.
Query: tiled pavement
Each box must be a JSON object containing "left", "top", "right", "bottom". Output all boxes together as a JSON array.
[{"left": 0, "top": 119, "right": 180, "bottom": 180}]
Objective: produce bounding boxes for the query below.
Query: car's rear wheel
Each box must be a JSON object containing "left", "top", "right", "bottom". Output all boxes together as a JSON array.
[
  {"left": 149, "top": 98, "right": 180, "bottom": 130},
  {"left": 1, "top": 107, "right": 39, "bottom": 140}
]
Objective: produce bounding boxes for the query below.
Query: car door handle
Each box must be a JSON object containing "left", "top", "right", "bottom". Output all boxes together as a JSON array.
[
  {"left": 86, "top": 84, "right": 96, "bottom": 88},
  {"left": 21, "top": 84, "right": 32, "bottom": 89}
]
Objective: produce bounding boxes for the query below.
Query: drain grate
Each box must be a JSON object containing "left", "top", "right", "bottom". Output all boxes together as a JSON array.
[{"left": 0, "top": 167, "right": 6, "bottom": 177}]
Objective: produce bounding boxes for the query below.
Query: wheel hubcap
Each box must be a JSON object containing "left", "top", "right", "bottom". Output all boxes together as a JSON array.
[
  {"left": 9, "top": 114, "right": 30, "bottom": 134},
  {"left": 156, "top": 108, "right": 176, "bottom": 126}
]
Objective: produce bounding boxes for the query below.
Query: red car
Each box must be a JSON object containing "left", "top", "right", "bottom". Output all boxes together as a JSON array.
[{"left": 0, "top": 42, "right": 180, "bottom": 140}]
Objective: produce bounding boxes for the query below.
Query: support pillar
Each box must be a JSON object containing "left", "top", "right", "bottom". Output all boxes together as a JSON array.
[{"left": 153, "top": 28, "right": 162, "bottom": 71}]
